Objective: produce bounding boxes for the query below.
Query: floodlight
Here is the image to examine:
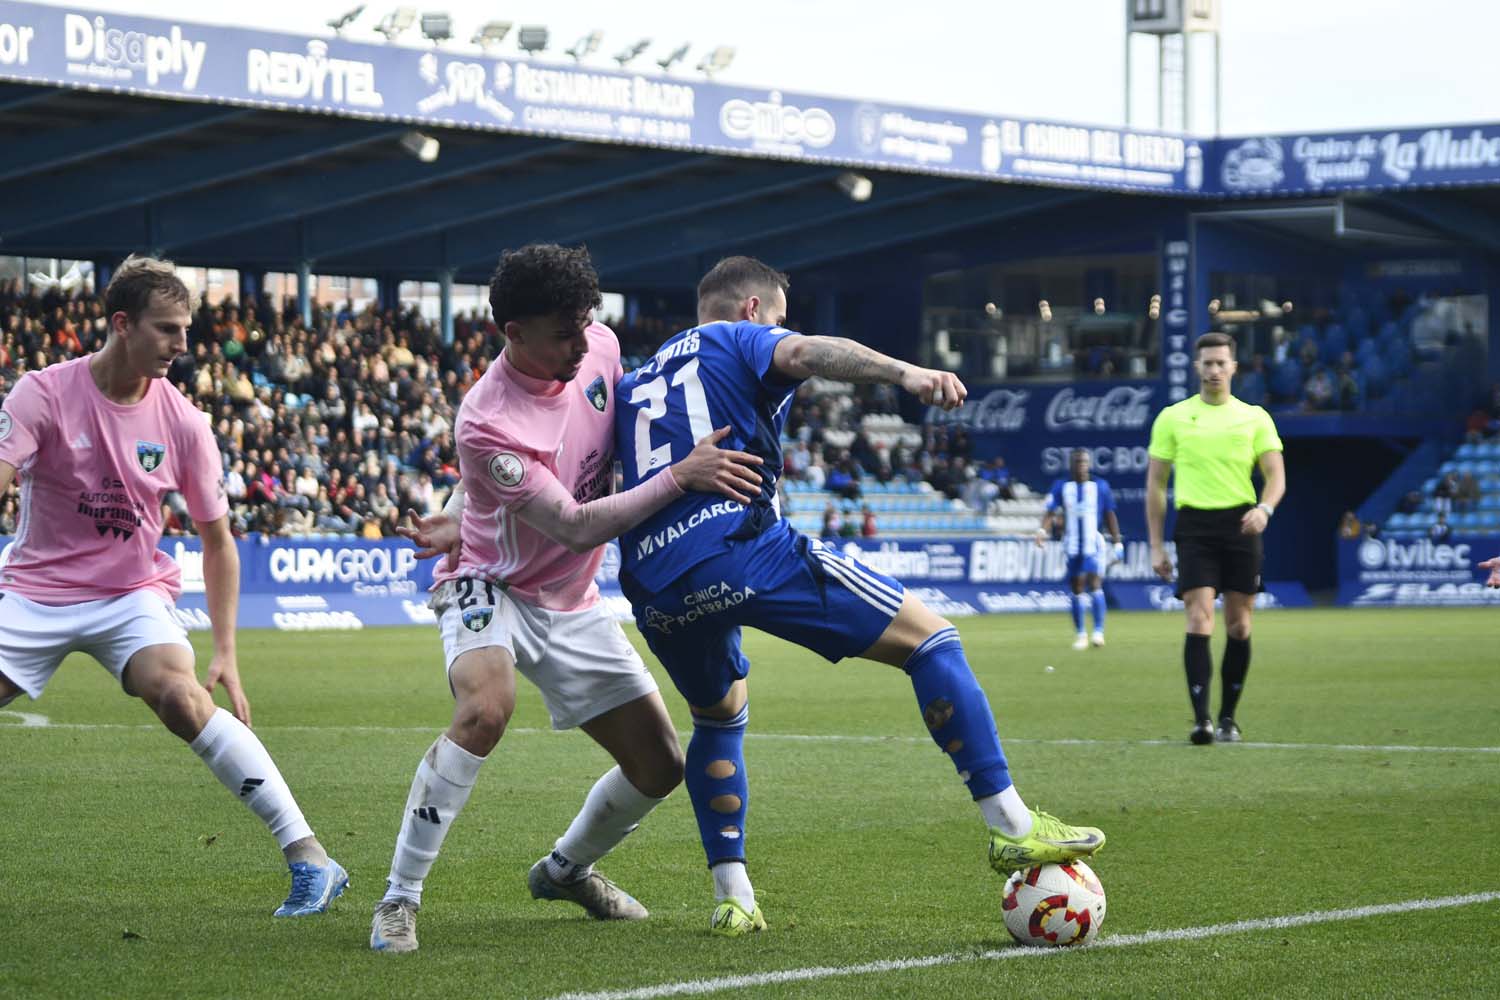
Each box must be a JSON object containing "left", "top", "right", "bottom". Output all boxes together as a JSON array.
[
  {"left": 566, "top": 30, "right": 603, "bottom": 61},
  {"left": 835, "top": 172, "right": 873, "bottom": 203},
  {"left": 420, "top": 12, "right": 452, "bottom": 42},
  {"left": 327, "top": 5, "right": 365, "bottom": 31},
  {"left": 614, "top": 38, "right": 650, "bottom": 67},
  {"left": 1093, "top": 297, "right": 1106, "bottom": 315},
  {"left": 472, "top": 21, "right": 512, "bottom": 48},
  {"left": 376, "top": 7, "right": 416, "bottom": 40},
  {"left": 517, "top": 25, "right": 549, "bottom": 54},
  {"left": 656, "top": 43, "right": 689, "bottom": 71},
  {"left": 696, "top": 45, "right": 735, "bottom": 76},
  {"left": 400, "top": 130, "right": 440, "bottom": 163}
]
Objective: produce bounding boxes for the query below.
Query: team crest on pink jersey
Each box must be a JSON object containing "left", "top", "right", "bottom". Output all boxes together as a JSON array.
[
  {"left": 0, "top": 411, "right": 11, "bottom": 442},
  {"left": 136, "top": 440, "right": 166, "bottom": 473},
  {"left": 584, "top": 375, "right": 608, "bottom": 413}
]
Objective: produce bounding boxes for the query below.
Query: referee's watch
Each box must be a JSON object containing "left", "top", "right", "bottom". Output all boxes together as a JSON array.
[{"left": 1255, "top": 502, "right": 1275, "bottom": 518}]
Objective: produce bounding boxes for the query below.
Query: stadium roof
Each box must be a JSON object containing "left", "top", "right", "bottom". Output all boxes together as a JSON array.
[{"left": 0, "top": 84, "right": 1109, "bottom": 288}]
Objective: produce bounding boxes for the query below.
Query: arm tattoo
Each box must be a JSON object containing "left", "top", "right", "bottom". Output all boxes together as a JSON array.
[{"left": 797, "top": 336, "right": 906, "bottom": 383}]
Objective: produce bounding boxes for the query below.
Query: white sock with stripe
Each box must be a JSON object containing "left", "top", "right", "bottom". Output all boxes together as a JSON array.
[
  {"left": 189, "top": 708, "right": 317, "bottom": 854},
  {"left": 384, "top": 735, "right": 485, "bottom": 905}
]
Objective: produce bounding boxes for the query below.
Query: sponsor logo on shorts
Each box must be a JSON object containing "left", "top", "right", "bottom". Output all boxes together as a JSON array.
[
  {"left": 584, "top": 375, "right": 608, "bottom": 412},
  {"left": 462, "top": 606, "right": 493, "bottom": 632},
  {"left": 641, "top": 581, "right": 755, "bottom": 635},
  {"left": 489, "top": 452, "right": 525, "bottom": 488},
  {"left": 136, "top": 440, "right": 166, "bottom": 473}
]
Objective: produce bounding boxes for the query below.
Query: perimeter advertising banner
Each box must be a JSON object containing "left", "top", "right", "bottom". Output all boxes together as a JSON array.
[
  {"left": 0, "top": 1, "right": 1195, "bottom": 194},
  {"left": 1337, "top": 536, "right": 1500, "bottom": 607},
  {"left": 146, "top": 534, "right": 1312, "bottom": 630}
]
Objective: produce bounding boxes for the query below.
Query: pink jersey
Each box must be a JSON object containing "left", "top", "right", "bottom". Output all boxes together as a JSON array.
[
  {"left": 439, "top": 322, "right": 622, "bottom": 611},
  {"left": 0, "top": 356, "right": 228, "bottom": 605}
]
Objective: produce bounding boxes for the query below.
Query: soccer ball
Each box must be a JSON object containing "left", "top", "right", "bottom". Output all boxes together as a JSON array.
[{"left": 1001, "top": 861, "right": 1106, "bottom": 947}]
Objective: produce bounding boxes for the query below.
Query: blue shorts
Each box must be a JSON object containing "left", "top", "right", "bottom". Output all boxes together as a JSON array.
[
  {"left": 620, "top": 526, "right": 904, "bottom": 708},
  {"left": 1066, "top": 553, "right": 1102, "bottom": 580}
]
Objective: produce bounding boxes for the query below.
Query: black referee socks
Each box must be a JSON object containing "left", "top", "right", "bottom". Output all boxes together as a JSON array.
[
  {"left": 1220, "top": 636, "right": 1251, "bottom": 721},
  {"left": 1184, "top": 633, "right": 1213, "bottom": 724}
]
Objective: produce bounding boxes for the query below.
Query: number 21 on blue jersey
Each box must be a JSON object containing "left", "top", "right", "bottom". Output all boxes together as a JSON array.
[{"left": 629, "top": 357, "right": 714, "bottom": 480}]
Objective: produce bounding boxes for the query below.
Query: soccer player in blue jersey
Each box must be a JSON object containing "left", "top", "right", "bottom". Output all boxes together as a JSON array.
[
  {"left": 1037, "top": 448, "right": 1122, "bottom": 650},
  {"left": 615, "top": 256, "right": 1105, "bottom": 936}
]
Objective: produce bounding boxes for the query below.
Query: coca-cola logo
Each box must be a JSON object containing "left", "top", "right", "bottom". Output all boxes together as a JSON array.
[
  {"left": 928, "top": 388, "right": 1029, "bottom": 431},
  {"left": 1044, "top": 386, "right": 1154, "bottom": 431}
]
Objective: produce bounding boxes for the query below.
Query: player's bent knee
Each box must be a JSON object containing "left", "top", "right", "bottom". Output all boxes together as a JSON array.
[{"left": 453, "top": 696, "right": 511, "bottom": 752}]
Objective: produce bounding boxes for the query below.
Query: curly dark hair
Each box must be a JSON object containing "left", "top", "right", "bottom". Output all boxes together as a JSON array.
[{"left": 488, "top": 244, "right": 601, "bottom": 328}]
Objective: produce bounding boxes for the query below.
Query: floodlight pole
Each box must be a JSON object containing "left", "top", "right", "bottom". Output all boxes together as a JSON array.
[
  {"left": 439, "top": 270, "right": 454, "bottom": 346},
  {"left": 297, "top": 261, "right": 312, "bottom": 328}
]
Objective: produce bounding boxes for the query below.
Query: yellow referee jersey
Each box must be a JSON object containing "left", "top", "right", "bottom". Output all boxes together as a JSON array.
[{"left": 1147, "top": 395, "right": 1283, "bottom": 509}]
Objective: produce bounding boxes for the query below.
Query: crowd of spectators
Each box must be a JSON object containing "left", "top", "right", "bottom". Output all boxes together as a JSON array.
[{"left": 0, "top": 279, "right": 503, "bottom": 538}]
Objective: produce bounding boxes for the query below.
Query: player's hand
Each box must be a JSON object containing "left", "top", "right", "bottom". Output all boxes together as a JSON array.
[
  {"left": 900, "top": 365, "right": 967, "bottom": 411},
  {"left": 399, "top": 509, "right": 462, "bottom": 572},
  {"left": 1240, "top": 506, "right": 1270, "bottom": 535},
  {"left": 203, "top": 652, "right": 251, "bottom": 728},
  {"left": 674, "top": 427, "right": 763, "bottom": 505},
  {"left": 1151, "top": 545, "right": 1174, "bottom": 581},
  {"left": 1034, "top": 527, "right": 1048, "bottom": 549},
  {"left": 1480, "top": 556, "right": 1500, "bottom": 588},
  {"left": 1113, "top": 541, "right": 1126, "bottom": 562}
]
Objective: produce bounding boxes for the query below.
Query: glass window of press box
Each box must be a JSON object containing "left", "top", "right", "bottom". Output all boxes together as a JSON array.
[{"left": 922, "top": 254, "right": 1158, "bottom": 382}]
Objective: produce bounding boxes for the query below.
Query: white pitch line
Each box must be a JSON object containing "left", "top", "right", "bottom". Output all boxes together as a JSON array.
[
  {"left": 0, "top": 715, "right": 1496, "bottom": 755},
  {"left": 540, "top": 891, "right": 1500, "bottom": 1000}
]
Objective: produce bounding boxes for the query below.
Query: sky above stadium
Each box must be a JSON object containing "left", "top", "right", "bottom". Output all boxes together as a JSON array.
[{"left": 32, "top": 0, "right": 1500, "bottom": 134}]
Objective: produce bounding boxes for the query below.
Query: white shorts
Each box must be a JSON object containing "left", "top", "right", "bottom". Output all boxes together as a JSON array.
[
  {"left": 432, "top": 578, "right": 658, "bottom": 731},
  {"left": 0, "top": 589, "right": 192, "bottom": 700}
]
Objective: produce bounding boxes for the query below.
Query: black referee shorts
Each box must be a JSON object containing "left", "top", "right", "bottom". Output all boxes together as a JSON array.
[{"left": 1173, "top": 505, "right": 1263, "bottom": 598}]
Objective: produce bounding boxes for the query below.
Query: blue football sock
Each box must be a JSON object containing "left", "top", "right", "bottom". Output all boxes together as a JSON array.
[
  {"left": 1070, "top": 593, "right": 1086, "bottom": 634},
  {"left": 1091, "top": 588, "right": 1107, "bottom": 633},
  {"left": 904, "top": 628, "right": 1011, "bottom": 799},
  {"left": 685, "top": 703, "right": 750, "bottom": 867}
]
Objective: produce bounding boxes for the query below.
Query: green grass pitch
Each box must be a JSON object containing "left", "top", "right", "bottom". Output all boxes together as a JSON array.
[{"left": 1, "top": 608, "right": 1497, "bottom": 999}]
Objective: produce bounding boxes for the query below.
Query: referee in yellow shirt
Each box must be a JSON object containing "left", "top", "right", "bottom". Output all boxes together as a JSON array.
[{"left": 1146, "top": 332, "right": 1286, "bottom": 745}]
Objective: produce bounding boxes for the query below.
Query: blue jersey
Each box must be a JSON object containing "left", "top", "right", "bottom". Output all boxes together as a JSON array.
[
  {"left": 615, "top": 321, "right": 799, "bottom": 592},
  {"left": 1045, "top": 477, "right": 1116, "bottom": 557}
]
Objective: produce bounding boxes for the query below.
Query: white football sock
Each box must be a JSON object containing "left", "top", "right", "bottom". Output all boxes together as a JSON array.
[
  {"left": 978, "top": 784, "right": 1033, "bottom": 838},
  {"left": 712, "top": 861, "right": 755, "bottom": 910},
  {"left": 384, "top": 735, "right": 485, "bottom": 904},
  {"left": 548, "top": 766, "right": 666, "bottom": 882},
  {"left": 189, "top": 708, "right": 315, "bottom": 852}
]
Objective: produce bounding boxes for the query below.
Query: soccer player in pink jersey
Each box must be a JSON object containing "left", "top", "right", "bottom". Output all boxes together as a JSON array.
[
  {"left": 371, "top": 245, "right": 762, "bottom": 953},
  {"left": 0, "top": 256, "right": 346, "bottom": 917}
]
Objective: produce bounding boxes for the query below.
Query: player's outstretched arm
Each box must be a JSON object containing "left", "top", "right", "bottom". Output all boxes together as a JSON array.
[
  {"left": 196, "top": 515, "right": 250, "bottom": 726},
  {"left": 1479, "top": 556, "right": 1500, "bottom": 588},
  {"left": 516, "top": 428, "right": 762, "bottom": 554},
  {"left": 771, "top": 334, "right": 967, "bottom": 410}
]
